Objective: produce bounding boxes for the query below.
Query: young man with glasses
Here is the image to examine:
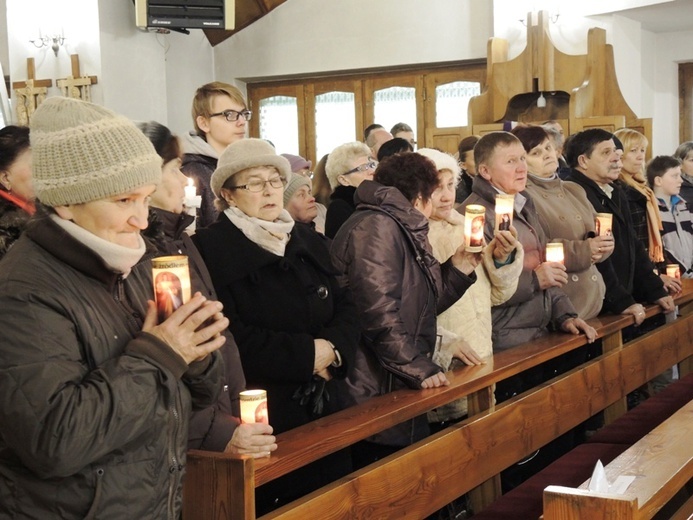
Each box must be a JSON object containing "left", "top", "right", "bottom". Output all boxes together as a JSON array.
[{"left": 182, "top": 82, "right": 251, "bottom": 228}]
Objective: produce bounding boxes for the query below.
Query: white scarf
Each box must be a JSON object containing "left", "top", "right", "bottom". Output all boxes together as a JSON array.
[
  {"left": 50, "top": 215, "right": 146, "bottom": 277},
  {"left": 224, "top": 207, "right": 294, "bottom": 257}
]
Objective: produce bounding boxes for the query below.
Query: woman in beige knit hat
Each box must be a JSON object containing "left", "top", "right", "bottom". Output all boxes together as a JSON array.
[
  {"left": 193, "top": 138, "right": 360, "bottom": 515},
  {"left": 0, "top": 97, "right": 225, "bottom": 519}
]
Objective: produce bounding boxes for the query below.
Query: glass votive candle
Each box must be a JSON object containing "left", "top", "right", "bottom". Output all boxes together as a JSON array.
[
  {"left": 495, "top": 194, "right": 514, "bottom": 232},
  {"left": 595, "top": 213, "right": 613, "bottom": 237},
  {"left": 546, "top": 241, "right": 565, "bottom": 264},
  {"left": 239, "top": 389, "right": 269, "bottom": 424},
  {"left": 666, "top": 264, "right": 681, "bottom": 279},
  {"left": 464, "top": 205, "right": 486, "bottom": 252},
  {"left": 152, "top": 255, "right": 191, "bottom": 323}
]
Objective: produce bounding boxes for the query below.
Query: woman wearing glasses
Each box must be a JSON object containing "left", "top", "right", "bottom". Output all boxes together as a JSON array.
[
  {"left": 324, "top": 142, "right": 377, "bottom": 238},
  {"left": 192, "top": 138, "right": 360, "bottom": 515}
]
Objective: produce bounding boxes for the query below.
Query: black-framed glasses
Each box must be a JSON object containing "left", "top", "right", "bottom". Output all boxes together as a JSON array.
[
  {"left": 228, "top": 176, "right": 286, "bottom": 192},
  {"left": 209, "top": 109, "right": 252, "bottom": 122},
  {"left": 342, "top": 160, "right": 377, "bottom": 176}
]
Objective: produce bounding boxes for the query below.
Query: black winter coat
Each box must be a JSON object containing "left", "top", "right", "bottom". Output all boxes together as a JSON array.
[
  {"left": 0, "top": 195, "right": 31, "bottom": 260},
  {"left": 566, "top": 170, "right": 667, "bottom": 312},
  {"left": 325, "top": 185, "right": 356, "bottom": 239},
  {"left": 145, "top": 208, "right": 246, "bottom": 451},
  {"left": 330, "top": 181, "right": 476, "bottom": 446}
]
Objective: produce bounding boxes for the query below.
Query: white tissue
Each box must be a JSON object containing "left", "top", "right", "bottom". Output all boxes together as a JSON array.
[{"left": 588, "top": 459, "right": 610, "bottom": 493}]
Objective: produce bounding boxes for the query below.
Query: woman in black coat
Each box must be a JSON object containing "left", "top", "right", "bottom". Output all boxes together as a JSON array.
[{"left": 193, "top": 138, "right": 360, "bottom": 515}]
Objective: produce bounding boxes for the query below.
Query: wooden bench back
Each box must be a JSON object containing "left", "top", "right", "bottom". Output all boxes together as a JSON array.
[
  {"left": 183, "top": 283, "right": 693, "bottom": 520},
  {"left": 544, "top": 400, "right": 693, "bottom": 520}
]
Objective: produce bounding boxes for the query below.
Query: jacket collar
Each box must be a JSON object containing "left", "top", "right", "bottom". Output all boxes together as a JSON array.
[
  {"left": 25, "top": 209, "right": 156, "bottom": 290},
  {"left": 146, "top": 207, "right": 194, "bottom": 242},
  {"left": 329, "top": 184, "right": 357, "bottom": 206}
]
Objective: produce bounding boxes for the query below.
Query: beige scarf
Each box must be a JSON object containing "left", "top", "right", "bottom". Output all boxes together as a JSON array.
[
  {"left": 224, "top": 207, "right": 294, "bottom": 257},
  {"left": 50, "top": 215, "right": 146, "bottom": 276},
  {"left": 618, "top": 172, "right": 664, "bottom": 263}
]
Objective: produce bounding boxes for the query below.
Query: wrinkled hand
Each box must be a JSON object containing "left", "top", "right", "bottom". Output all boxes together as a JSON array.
[
  {"left": 143, "top": 293, "right": 228, "bottom": 364},
  {"left": 224, "top": 423, "right": 277, "bottom": 459},
  {"left": 561, "top": 317, "right": 597, "bottom": 343},
  {"left": 421, "top": 372, "right": 450, "bottom": 389},
  {"left": 656, "top": 295, "right": 676, "bottom": 313},
  {"left": 451, "top": 244, "right": 483, "bottom": 275},
  {"left": 589, "top": 235, "right": 615, "bottom": 263},
  {"left": 622, "top": 303, "right": 646, "bottom": 325},
  {"left": 660, "top": 274, "right": 682, "bottom": 295},
  {"left": 491, "top": 227, "right": 518, "bottom": 263},
  {"left": 313, "top": 339, "right": 336, "bottom": 374},
  {"left": 450, "top": 339, "right": 485, "bottom": 366},
  {"left": 534, "top": 262, "right": 568, "bottom": 289}
]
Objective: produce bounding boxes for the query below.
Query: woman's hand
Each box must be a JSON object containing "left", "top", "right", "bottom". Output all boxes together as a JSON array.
[
  {"left": 622, "top": 303, "right": 647, "bottom": 325},
  {"left": 451, "top": 245, "right": 483, "bottom": 275},
  {"left": 313, "top": 339, "right": 336, "bottom": 374},
  {"left": 660, "top": 274, "right": 682, "bottom": 295},
  {"left": 588, "top": 235, "right": 615, "bottom": 263},
  {"left": 449, "top": 339, "right": 485, "bottom": 366},
  {"left": 560, "top": 317, "right": 597, "bottom": 343},
  {"left": 224, "top": 423, "right": 277, "bottom": 458},
  {"left": 143, "top": 293, "right": 228, "bottom": 364},
  {"left": 421, "top": 372, "right": 450, "bottom": 389},
  {"left": 534, "top": 262, "right": 568, "bottom": 289},
  {"left": 490, "top": 227, "right": 518, "bottom": 263}
]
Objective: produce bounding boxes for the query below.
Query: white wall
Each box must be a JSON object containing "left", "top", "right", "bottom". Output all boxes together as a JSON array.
[
  {"left": 214, "top": 0, "right": 493, "bottom": 84},
  {"left": 98, "top": 0, "right": 214, "bottom": 135}
]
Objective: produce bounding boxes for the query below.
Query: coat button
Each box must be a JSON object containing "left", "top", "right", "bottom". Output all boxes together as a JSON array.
[
  {"left": 571, "top": 274, "right": 579, "bottom": 282},
  {"left": 591, "top": 275, "right": 598, "bottom": 281},
  {"left": 317, "top": 285, "right": 329, "bottom": 299},
  {"left": 576, "top": 215, "right": 582, "bottom": 220}
]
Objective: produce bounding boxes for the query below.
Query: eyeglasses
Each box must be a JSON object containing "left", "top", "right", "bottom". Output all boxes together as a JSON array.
[
  {"left": 342, "top": 160, "right": 377, "bottom": 176},
  {"left": 209, "top": 109, "right": 252, "bottom": 122},
  {"left": 228, "top": 176, "right": 286, "bottom": 193}
]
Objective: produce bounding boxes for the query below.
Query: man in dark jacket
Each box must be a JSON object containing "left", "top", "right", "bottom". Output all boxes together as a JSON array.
[
  {"left": 564, "top": 129, "right": 673, "bottom": 322},
  {"left": 181, "top": 82, "right": 250, "bottom": 228}
]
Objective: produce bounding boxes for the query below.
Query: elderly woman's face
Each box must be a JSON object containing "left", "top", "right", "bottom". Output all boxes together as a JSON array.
[
  {"left": 150, "top": 158, "right": 187, "bottom": 214},
  {"left": 338, "top": 155, "right": 376, "bottom": 188},
  {"left": 429, "top": 169, "right": 456, "bottom": 221},
  {"left": 55, "top": 184, "right": 156, "bottom": 249},
  {"left": 286, "top": 185, "right": 318, "bottom": 224},
  {"left": 683, "top": 151, "right": 693, "bottom": 177},
  {"left": 224, "top": 166, "right": 284, "bottom": 221},
  {"left": 526, "top": 138, "right": 558, "bottom": 178},
  {"left": 1, "top": 148, "right": 34, "bottom": 201}
]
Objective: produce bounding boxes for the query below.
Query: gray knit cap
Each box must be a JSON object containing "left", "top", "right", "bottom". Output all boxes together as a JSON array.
[
  {"left": 283, "top": 171, "right": 312, "bottom": 206},
  {"left": 30, "top": 97, "right": 162, "bottom": 206},
  {"left": 211, "top": 138, "right": 291, "bottom": 197}
]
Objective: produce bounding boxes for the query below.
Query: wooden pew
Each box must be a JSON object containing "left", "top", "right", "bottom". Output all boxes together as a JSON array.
[
  {"left": 183, "top": 282, "right": 693, "bottom": 520},
  {"left": 543, "top": 399, "right": 693, "bottom": 520}
]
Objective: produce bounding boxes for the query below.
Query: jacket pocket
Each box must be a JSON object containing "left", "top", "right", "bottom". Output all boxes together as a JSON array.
[{"left": 83, "top": 467, "right": 104, "bottom": 520}]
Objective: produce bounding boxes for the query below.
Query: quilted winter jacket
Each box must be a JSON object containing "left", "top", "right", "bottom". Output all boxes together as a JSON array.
[
  {"left": 330, "top": 181, "right": 476, "bottom": 446},
  {"left": 0, "top": 214, "right": 222, "bottom": 520}
]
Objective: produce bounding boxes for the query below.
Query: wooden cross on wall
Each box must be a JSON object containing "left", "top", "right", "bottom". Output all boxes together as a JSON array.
[
  {"left": 11, "top": 58, "right": 52, "bottom": 125},
  {"left": 57, "top": 55, "right": 98, "bottom": 101}
]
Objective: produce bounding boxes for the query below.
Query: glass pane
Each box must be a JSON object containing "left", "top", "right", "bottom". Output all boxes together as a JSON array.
[
  {"left": 435, "top": 81, "right": 481, "bottom": 128},
  {"left": 373, "top": 86, "right": 417, "bottom": 140},
  {"left": 259, "top": 96, "right": 299, "bottom": 155},
  {"left": 315, "top": 91, "right": 355, "bottom": 159}
]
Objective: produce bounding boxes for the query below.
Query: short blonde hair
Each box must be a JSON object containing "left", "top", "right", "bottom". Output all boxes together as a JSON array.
[
  {"left": 325, "top": 142, "right": 372, "bottom": 190},
  {"left": 192, "top": 82, "right": 247, "bottom": 138}
]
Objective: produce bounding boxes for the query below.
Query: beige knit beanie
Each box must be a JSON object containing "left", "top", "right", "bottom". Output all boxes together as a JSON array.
[
  {"left": 211, "top": 138, "right": 291, "bottom": 197},
  {"left": 30, "top": 97, "right": 162, "bottom": 206},
  {"left": 282, "top": 171, "right": 312, "bottom": 206}
]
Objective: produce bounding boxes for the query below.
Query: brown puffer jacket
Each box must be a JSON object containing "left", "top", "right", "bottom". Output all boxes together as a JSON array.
[
  {"left": 330, "top": 181, "right": 476, "bottom": 447},
  {"left": 0, "top": 214, "right": 222, "bottom": 519}
]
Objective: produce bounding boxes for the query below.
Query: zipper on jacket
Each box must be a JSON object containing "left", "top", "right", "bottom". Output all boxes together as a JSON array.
[{"left": 167, "top": 402, "right": 179, "bottom": 520}]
